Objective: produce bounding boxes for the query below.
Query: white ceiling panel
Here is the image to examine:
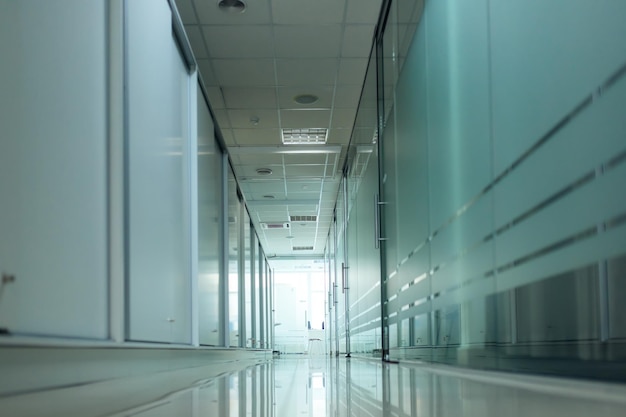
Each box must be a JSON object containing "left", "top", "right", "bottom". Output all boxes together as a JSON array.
[
  {"left": 338, "top": 58, "right": 369, "bottom": 85},
  {"left": 342, "top": 25, "right": 376, "bottom": 57},
  {"left": 220, "top": 128, "right": 236, "bottom": 146},
  {"left": 203, "top": 26, "right": 274, "bottom": 58},
  {"left": 238, "top": 165, "right": 285, "bottom": 179},
  {"left": 275, "top": 59, "right": 338, "bottom": 86},
  {"left": 277, "top": 86, "right": 334, "bottom": 110},
  {"left": 197, "top": 59, "right": 218, "bottom": 85},
  {"left": 212, "top": 109, "right": 231, "bottom": 128},
  {"left": 286, "top": 181, "right": 322, "bottom": 193},
  {"left": 346, "top": 0, "right": 384, "bottom": 24},
  {"left": 284, "top": 154, "right": 333, "bottom": 165},
  {"left": 222, "top": 87, "right": 278, "bottom": 109},
  {"left": 331, "top": 109, "right": 357, "bottom": 128},
  {"left": 227, "top": 109, "right": 279, "bottom": 128},
  {"left": 280, "top": 109, "right": 331, "bottom": 128},
  {"left": 327, "top": 128, "right": 352, "bottom": 144},
  {"left": 204, "top": 86, "right": 226, "bottom": 109},
  {"left": 285, "top": 165, "right": 328, "bottom": 178},
  {"left": 194, "top": 0, "right": 272, "bottom": 25},
  {"left": 213, "top": 59, "right": 276, "bottom": 86},
  {"left": 334, "top": 85, "right": 363, "bottom": 108},
  {"left": 184, "top": 25, "right": 208, "bottom": 58},
  {"left": 271, "top": 0, "right": 345, "bottom": 24},
  {"left": 274, "top": 26, "right": 343, "bottom": 58},
  {"left": 231, "top": 128, "right": 281, "bottom": 145},
  {"left": 236, "top": 153, "right": 286, "bottom": 165}
]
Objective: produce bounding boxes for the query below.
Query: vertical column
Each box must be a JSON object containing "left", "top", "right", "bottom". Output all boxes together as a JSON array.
[
  {"left": 265, "top": 266, "right": 271, "bottom": 349},
  {"left": 108, "top": 0, "right": 125, "bottom": 343},
  {"left": 259, "top": 256, "right": 265, "bottom": 348},
  {"left": 219, "top": 153, "right": 230, "bottom": 347},
  {"left": 342, "top": 178, "right": 351, "bottom": 357},
  {"left": 237, "top": 205, "right": 246, "bottom": 348},
  {"left": 250, "top": 238, "right": 257, "bottom": 348}
]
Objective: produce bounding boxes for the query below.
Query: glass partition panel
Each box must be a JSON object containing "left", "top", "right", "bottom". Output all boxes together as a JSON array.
[
  {"left": 228, "top": 165, "right": 240, "bottom": 347},
  {"left": 197, "top": 88, "right": 222, "bottom": 346},
  {"left": 127, "top": 0, "right": 191, "bottom": 344}
]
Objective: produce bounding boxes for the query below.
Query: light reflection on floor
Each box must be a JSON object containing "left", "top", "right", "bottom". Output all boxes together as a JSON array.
[{"left": 105, "top": 356, "right": 626, "bottom": 417}]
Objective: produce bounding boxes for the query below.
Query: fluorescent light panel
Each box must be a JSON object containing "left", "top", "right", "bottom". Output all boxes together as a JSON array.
[{"left": 282, "top": 128, "right": 328, "bottom": 145}]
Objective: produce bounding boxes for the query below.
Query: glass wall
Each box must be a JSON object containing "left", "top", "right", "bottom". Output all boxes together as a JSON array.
[
  {"left": 373, "top": 0, "right": 626, "bottom": 379},
  {"left": 126, "top": 0, "right": 192, "bottom": 343},
  {"left": 197, "top": 87, "right": 223, "bottom": 346},
  {"left": 343, "top": 43, "right": 383, "bottom": 356}
]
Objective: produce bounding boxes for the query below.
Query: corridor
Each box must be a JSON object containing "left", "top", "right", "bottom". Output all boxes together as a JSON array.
[{"left": 4, "top": 356, "right": 626, "bottom": 416}]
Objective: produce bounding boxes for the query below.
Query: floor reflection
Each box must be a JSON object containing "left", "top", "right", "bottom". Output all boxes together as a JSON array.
[{"left": 108, "top": 357, "right": 626, "bottom": 417}]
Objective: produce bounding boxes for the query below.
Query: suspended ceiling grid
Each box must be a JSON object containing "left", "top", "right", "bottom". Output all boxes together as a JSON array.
[{"left": 176, "top": 0, "right": 383, "bottom": 256}]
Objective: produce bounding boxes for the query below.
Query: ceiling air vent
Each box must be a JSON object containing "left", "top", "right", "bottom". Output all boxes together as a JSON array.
[
  {"left": 289, "top": 215, "right": 317, "bottom": 222},
  {"left": 292, "top": 246, "right": 314, "bottom": 251},
  {"left": 260, "top": 222, "right": 290, "bottom": 230}
]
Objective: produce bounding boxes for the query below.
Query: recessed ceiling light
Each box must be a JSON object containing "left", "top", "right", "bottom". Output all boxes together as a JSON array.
[
  {"left": 256, "top": 168, "right": 273, "bottom": 176},
  {"left": 294, "top": 94, "right": 319, "bottom": 105},
  {"left": 262, "top": 194, "right": 275, "bottom": 199},
  {"left": 218, "top": 0, "right": 246, "bottom": 13},
  {"left": 282, "top": 128, "right": 328, "bottom": 145}
]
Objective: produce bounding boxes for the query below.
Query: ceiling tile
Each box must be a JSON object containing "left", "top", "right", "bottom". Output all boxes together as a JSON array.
[
  {"left": 228, "top": 109, "right": 279, "bottom": 128},
  {"left": 342, "top": 25, "right": 375, "bottom": 57},
  {"left": 271, "top": 0, "right": 346, "bottom": 24},
  {"left": 204, "top": 86, "right": 226, "bottom": 109},
  {"left": 280, "top": 109, "right": 331, "bottom": 128},
  {"left": 238, "top": 164, "right": 284, "bottom": 178},
  {"left": 212, "top": 109, "right": 231, "bottom": 128},
  {"left": 184, "top": 25, "right": 207, "bottom": 58},
  {"left": 222, "top": 87, "right": 278, "bottom": 108},
  {"left": 176, "top": 0, "right": 197, "bottom": 24},
  {"left": 235, "top": 153, "right": 285, "bottom": 165},
  {"left": 286, "top": 181, "right": 322, "bottom": 193},
  {"left": 213, "top": 59, "right": 276, "bottom": 86},
  {"left": 275, "top": 59, "right": 338, "bottom": 86},
  {"left": 194, "top": 0, "right": 272, "bottom": 24},
  {"left": 285, "top": 165, "right": 328, "bottom": 178},
  {"left": 338, "top": 58, "right": 369, "bottom": 85},
  {"left": 327, "top": 128, "right": 352, "bottom": 144},
  {"left": 274, "top": 26, "right": 342, "bottom": 58},
  {"left": 334, "top": 85, "right": 362, "bottom": 108},
  {"left": 197, "top": 59, "right": 218, "bottom": 85},
  {"left": 331, "top": 108, "right": 357, "bottom": 128},
  {"left": 277, "top": 86, "right": 334, "bottom": 110},
  {"left": 203, "top": 26, "right": 274, "bottom": 58},
  {"left": 284, "top": 154, "right": 331, "bottom": 165},
  {"left": 231, "top": 128, "right": 282, "bottom": 145},
  {"left": 346, "top": 0, "right": 383, "bottom": 24},
  {"left": 220, "top": 128, "right": 237, "bottom": 146}
]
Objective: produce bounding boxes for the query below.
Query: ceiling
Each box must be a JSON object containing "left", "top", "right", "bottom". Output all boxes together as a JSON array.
[{"left": 176, "top": 0, "right": 384, "bottom": 257}]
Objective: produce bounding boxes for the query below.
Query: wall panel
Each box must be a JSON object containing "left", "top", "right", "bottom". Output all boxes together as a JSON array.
[{"left": 0, "top": 0, "right": 108, "bottom": 339}]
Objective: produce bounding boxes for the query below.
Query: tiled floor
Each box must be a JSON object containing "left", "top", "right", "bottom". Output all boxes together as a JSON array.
[{"left": 4, "top": 356, "right": 626, "bottom": 416}]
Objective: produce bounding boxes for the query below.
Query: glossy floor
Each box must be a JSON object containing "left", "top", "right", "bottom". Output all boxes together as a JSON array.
[
  {"left": 6, "top": 356, "right": 626, "bottom": 416},
  {"left": 117, "top": 356, "right": 626, "bottom": 416}
]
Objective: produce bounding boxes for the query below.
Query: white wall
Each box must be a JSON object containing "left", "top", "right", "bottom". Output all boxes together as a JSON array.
[{"left": 0, "top": 0, "right": 108, "bottom": 339}]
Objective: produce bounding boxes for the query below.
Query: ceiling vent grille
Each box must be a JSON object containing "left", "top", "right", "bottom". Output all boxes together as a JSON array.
[
  {"left": 282, "top": 128, "right": 328, "bottom": 145},
  {"left": 260, "top": 222, "right": 290, "bottom": 230},
  {"left": 289, "top": 215, "right": 317, "bottom": 222},
  {"left": 292, "top": 246, "right": 314, "bottom": 251}
]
